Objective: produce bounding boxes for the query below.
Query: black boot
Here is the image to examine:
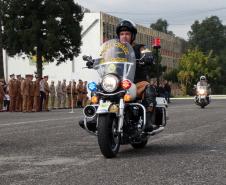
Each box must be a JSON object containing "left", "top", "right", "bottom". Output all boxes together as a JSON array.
[
  {"left": 142, "top": 85, "right": 157, "bottom": 108},
  {"left": 144, "top": 111, "right": 154, "bottom": 132}
]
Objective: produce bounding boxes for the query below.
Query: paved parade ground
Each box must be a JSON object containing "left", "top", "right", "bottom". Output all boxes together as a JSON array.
[{"left": 0, "top": 99, "right": 226, "bottom": 185}]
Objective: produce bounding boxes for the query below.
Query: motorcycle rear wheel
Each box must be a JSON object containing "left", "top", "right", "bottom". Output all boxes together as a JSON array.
[{"left": 97, "top": 114, "right": 120, "bottom": 158}]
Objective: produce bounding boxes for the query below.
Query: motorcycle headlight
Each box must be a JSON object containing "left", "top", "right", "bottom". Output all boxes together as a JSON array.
[
  {"left": 101, "top": 74, "right": 119, "bottom": 92},
  {"left": 198, "top": 89, "right": 205, "bottom": 94}
]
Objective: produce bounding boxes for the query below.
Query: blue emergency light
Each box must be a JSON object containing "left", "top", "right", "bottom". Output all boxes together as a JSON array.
[{"left": 88, "top": 82, "right": 97, "bottom": 92}]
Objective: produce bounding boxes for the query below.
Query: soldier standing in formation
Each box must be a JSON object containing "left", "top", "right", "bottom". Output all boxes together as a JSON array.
[
  {"left": 28, "top": 75, "right": 34, "bottom": 112},
  {"left": 67, "top": 81, "right": 72, "bottom": 108},
  {"left": 77, "top": 79, "right": 83, "bottom": 108},
  {"left": 56, "top": 81, "right": 62, "bottom": 108},
  {"left": 39, "top": 77, "right": 46, "bottom": 111},
  {"left": 72, "top": 81, "right": 78, "bottom": 108},
  {"left": 16, "top": 75, "right": 22, "bottom": 112},
  {"left": 49, "top": 81, "right": 56, "bottom": 109},
  {"left": 0, "top": 80, "right": 5, "bottom": 112},
  {"left": 21, "top": 75, "right": 30, "bottom": 112},
  {"left": 34, "top": 75, "right": 41, "bottom": 112},
  {"left": 8, "top": 74, "right": 17, "bottom": 112},
  {"left": 1, "top": 76, "right": 91, "bottom": 112},
  {"left": 82, "top": 81, "right": 88, "bottom": 107},
  {"left": 61, "top": 79, "right": 67, "bottom": 108},
  {"left": 44, "top": 76, "right": 50, "bottom": 111}
]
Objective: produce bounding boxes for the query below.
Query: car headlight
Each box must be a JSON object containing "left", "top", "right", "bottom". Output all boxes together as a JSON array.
[{"left": 101, "top": 74, "right": 119, "bottom": 92}]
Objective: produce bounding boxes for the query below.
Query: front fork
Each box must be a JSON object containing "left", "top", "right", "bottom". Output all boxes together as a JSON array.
[{"left": 117, "top": 98, "right": 124, "bottom": 133}]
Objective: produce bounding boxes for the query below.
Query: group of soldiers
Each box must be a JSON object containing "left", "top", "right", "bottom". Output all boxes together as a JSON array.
[
  {"left": 53, "top": 79, "right": 88, "bottom": 110},
  {"left": 0, "top": 74, "right": 89, "bottom": 112}
]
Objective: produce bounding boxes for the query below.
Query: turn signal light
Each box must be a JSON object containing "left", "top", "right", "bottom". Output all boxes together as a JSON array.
[
  {"left": 124, "top": 94, "right": 132, "bottom": 102},
  {"left": 121, "top": 79, "right": 132, "bottom": 90},
  {"left": 91, "top": 96, "right": 98, "bottom": 104}
]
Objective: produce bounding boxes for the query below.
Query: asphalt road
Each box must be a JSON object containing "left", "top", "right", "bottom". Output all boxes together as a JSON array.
[{"left": 0, "top": 99, "right": 226, "bottom": 185}]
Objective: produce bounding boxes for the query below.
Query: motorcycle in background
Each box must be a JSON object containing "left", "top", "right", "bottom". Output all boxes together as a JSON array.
[{"left": 194, "top": 85, "right": 210, "bottom": 108}]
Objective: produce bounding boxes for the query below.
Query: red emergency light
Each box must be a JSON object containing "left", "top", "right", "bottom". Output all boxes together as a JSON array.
[{"left": 153, "top": 37, "right": 161, "bottom": 48}]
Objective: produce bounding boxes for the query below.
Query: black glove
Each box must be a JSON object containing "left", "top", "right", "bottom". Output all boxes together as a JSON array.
[{"left": 86, "top": 61, "right": 93, "bottom": 69}]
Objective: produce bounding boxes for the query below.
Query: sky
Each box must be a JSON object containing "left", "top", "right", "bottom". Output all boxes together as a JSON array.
[{"left": 75, "top": 0, "right": 226, "bottom": 40}]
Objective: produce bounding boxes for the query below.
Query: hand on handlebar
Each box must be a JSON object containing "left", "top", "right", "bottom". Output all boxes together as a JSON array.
[{"left": 83, "top": 55, "right": 94, "bottom": 69}]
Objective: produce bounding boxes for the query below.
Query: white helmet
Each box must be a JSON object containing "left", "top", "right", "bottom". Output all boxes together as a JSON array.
[{"left": 200, "top": 76, "right": 206, "bottom": 81}]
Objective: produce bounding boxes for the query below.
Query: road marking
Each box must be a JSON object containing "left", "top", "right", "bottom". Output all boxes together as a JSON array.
[{"left": 0, "top": 116, "right": 83, "bottom": 127}]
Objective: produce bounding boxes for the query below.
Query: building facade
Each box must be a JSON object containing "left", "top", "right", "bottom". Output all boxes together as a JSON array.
[{"left": 101, "top": 12, "right": 186, "bottom": 72}]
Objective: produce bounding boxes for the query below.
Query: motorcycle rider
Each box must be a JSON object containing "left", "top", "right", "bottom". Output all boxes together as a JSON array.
[
  {"left": 116, "top": 20, "right": 157, "bottom": 131},
  {"left": 197, "top": 76, "right": 208, "bottom": 86},
  {"left": 85, "top": 20, "right": 157, "bottom": 131},
  {"left": 196, "top": 75, "right": 211, "bottom": 103}
]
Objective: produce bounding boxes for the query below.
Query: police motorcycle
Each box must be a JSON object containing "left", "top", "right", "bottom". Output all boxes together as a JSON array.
[
  {"left": 194, "top": 85, "right": 210, "bottom": 108},
  {"left": 79, "top": 39, "right": 168, "bottom": 158}
]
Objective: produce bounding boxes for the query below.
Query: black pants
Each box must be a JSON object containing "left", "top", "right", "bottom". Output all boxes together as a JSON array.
[
  {"left": 40, "top": 91, "right": 46, "bottom": 111},
  {"left": 4, "top": 100, "right": 10, "bottom": 111}
]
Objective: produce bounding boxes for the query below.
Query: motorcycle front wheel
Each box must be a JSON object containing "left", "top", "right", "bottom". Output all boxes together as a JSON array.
[{"left": 97, "top": 114, "right": 120, "bottom": 158}]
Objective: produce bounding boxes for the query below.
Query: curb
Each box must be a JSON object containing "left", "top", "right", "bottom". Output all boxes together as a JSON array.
[{"left": 171, "top": 95, "right": 226, "bottom": 100}]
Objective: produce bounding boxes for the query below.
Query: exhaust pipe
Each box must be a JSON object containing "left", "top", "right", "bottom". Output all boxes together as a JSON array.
[
  {"left": 80, "top": 105, "right": 98, "bottom": 135},
  {"left": 83, "top": 105, "right": 97, "bottom": 119},
  {"left": 148, "top": 126, "right": 165, "bottom": 136}
]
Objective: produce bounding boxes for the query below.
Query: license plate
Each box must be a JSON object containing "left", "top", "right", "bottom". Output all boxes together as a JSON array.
[{"left": 97, "top": 101, "right": 111, "bottom": 113}]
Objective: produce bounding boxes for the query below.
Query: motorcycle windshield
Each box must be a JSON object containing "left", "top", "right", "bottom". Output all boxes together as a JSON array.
[{"left": 93, "top": 39, "right": 136, "bottom": 82}]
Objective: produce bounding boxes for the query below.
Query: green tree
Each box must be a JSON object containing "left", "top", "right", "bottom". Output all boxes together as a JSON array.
[
  {"left": 2, "top": 0, "right": 84, "bottom": 77},
  {"left": 150, "top": 18, "right": 175, "bottom": 36},
  {"left": 188, "top": 16, "right": 226, "bottom": 93},
  {"left": 163, "top": 68, "right": 179, "bottom": 83},
  {"left": 188, "top": 16, "right": 226, "bottom": 55},
  {"left": 177, "top": 49, "right": 221, "bottom": 95}
]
